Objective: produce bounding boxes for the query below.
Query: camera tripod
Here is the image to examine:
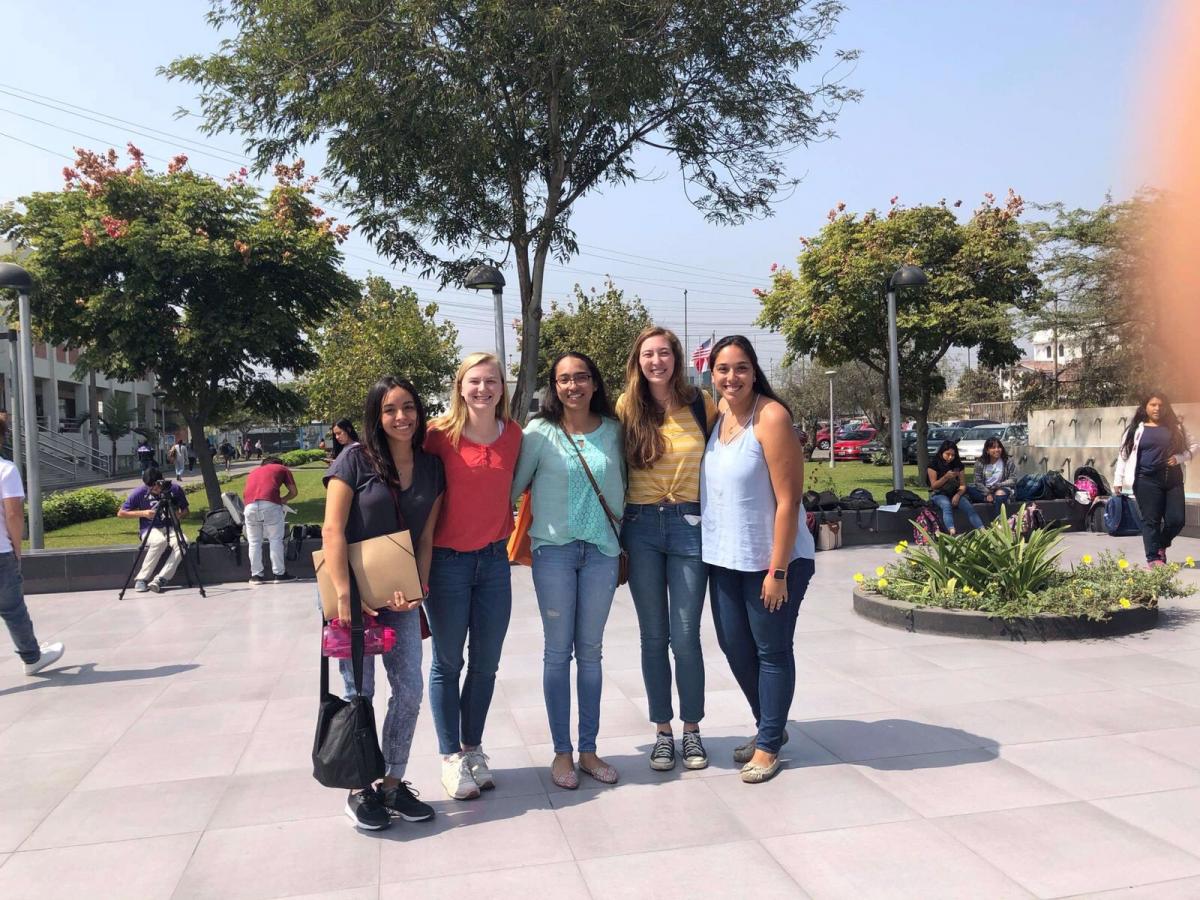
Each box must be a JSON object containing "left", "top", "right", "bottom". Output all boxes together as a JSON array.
[{"left": 118, "top": 490, "right": 206, "bottom": 600}]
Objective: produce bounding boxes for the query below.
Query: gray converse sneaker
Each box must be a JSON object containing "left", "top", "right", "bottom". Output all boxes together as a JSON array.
[
  {"left": 441, "top": 752, "right": 480, "bottom": 800},
  {"left": 681, "top": 730, "right": 708, "bottom": 770},
  {"left": 650, "top": 731, "right": 676, "bottom": 771},
  {"left": 464, "top": 749, "right": 495, "bottom": 790}
]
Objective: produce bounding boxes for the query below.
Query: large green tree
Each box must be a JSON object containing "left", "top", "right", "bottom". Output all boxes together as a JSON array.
[
  {"left": 518, "top": 282, "right": 652, "bottom": 402},
  {"left": 166, "top": 0, "right": 858, "bottom": 421},
  {"left": 304, "top": 275, "right": 460, "bottom": 423},
  {"left": 759, "top": 194, "right": 1040, "bottom": 477},
  {"left": 0, "top": 147, "right": 357, "bottom": 509}
]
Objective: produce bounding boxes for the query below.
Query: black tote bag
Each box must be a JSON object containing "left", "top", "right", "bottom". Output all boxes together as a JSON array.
[{"left": 312, "top": 574, "right": 386, "bottom": 789}]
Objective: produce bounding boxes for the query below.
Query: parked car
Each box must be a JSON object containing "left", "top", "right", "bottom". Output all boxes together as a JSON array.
[
  {"left": 948, "top": 418, "right": 999, "bottom": 429},
  {"left": 906, "top": 426, "right": 965, "bottom": 464},
  {"left": 860, "top": 436, "right": 887, "bottom": 463},
  {"left": 957, "top": 423, "right": 1028, "bottom": 464},
  {"left": 833, "top": 427, "right": 878, "bottom": 462}
]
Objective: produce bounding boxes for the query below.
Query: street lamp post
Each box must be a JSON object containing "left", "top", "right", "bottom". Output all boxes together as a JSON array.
[
  {"left": 152, "top": 389, "right": 168, "bottom": 466},
  {"left": 824, "top": 369, "right": 836, "bottom": 469},
  {"left": 464, "top": 264, "right": 507, "bottom": 377},
  {"left": 0, "top": 263, "right": 42, "bottom": 548},
  {"left": 886, "top": 265, "right": 929, "bottom": 493}
]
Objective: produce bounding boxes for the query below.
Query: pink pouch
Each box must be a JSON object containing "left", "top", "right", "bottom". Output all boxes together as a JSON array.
[{"left": 321, "top": 619, "right": 397, "bottom": 658}]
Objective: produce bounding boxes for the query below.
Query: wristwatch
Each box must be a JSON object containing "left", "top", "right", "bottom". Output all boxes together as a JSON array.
[{"left": 771, "top": 568, "right": 786, "bottom": 581}]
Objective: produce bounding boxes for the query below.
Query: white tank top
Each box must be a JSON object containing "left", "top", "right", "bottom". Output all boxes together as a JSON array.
[{"left": 700, "top": 399, "right": 815, "bottom": 571}]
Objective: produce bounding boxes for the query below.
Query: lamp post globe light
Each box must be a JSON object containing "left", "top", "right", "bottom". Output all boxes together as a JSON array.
[
  {"left": 824, "top": 369, "right": 836, "bottom": 469},
  {"left": 886, "top": 265, "right": 929, "bottom": 492},
  {"left": 464, "top": 264, "right": 507, "bottom": 382},
  {"left": 0, "top": 262, "right": 42, "bottom": 548}
]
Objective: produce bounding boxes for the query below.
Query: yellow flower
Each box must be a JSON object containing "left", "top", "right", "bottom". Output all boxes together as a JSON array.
[
  {"left": 875, "top": 566, "right": 886, "bottom": 577},
  {"left": 877, "top": 578, "right": 889, "bottom": 589},
  {"left": 1118, "top": 559, "right": 1129, "bottom": 570},
  {"left": 853, "top": 573, "right": 865, "bottom": 584},
  {"left": 894, "top": 544, "right": 905, "bottom": 554},
  {"left": 1081, "top": 555, "right": 1093, "bottom": 565},
  {"left": 1187, "top": 556, "right": 1196, "bottom": 568},
  {"left": 1083, "top": 588, "right": 1094, "bottom": 597},
  {"left": 899, "top": 540, "right": 909, "bottom": 547},
  {"left": 1119, "top": 598, "right": 1132, "bottom": 609}
]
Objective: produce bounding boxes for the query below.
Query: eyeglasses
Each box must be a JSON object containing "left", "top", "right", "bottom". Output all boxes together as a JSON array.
[{"left": 555, "top": 373, "right": 592, "bottom": 387}]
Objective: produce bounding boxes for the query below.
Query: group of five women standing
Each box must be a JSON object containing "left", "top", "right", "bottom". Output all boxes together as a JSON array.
[{"left": 321, "top": 328, "right": 814, "bottom": 832}]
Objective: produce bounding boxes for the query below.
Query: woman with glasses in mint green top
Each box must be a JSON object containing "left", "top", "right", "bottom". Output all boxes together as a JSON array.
[{"left": 511, "top": 352, "right": 626, "bottom": 790}]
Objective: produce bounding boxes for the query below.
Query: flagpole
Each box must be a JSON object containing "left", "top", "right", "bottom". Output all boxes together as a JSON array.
[{"left": 683, "top": 288, "right": 689, "bottom": 384}]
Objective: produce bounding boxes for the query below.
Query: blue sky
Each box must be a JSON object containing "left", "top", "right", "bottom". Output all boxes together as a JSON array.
[{"left": 0, "top": 0, "right": 1164, "bottom": 372}]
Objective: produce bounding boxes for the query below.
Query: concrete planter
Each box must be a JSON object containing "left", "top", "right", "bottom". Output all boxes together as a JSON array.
[{"left": 852, "top": 587, "right": 1158, "bottom": 641}]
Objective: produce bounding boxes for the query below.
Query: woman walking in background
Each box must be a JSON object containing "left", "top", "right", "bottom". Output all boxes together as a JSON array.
[
  {"left": 512, "top": 352, "right": 626, "bottom": 790},
  {"left": 424, "top": 352, "right": 521, "bottom": 800},
  {"left": 617, "top": 326, "right": 716, "bottom": 772},
  {"left": 1113, "top": 390, "right": 1199, "bottom": 565},
  {"left": 701, "top": 336, "right": 814, "bottom": 785},
  {"left": 321, "top": 376, "right": 443, "bottom": 831},
  {"left": 927, "top": 439, "right": 983, "bottom": 535}
]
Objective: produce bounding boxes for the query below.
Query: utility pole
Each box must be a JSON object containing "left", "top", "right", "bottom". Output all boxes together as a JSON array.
[{"left": 683, "top": 289, "right": 689, "bottom": 384}]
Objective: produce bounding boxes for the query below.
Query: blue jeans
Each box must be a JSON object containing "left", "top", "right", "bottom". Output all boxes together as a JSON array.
[
  {"left": 621, "top": 502, "right": 707, "bottom": 725},
  {"left": 709, "top": 557, "right": 815, "bottom": 754},
  {"left": 339, "top": 607, "right": 423, "bottom": 780},
  {"left": 425, "top": 539, "right": 513, "bottom": 755},
  {"left": 531, "top": 540, "right": 619, "bottom": 753},
  {"left": 967, "top": 485, "right": 1013, "bottom": 517},
  {"left": 930, "top": 493, "right": 984, "bottom": 533},
  {"left": 0, "top": 553, "right": 39, "bottom": 663}
]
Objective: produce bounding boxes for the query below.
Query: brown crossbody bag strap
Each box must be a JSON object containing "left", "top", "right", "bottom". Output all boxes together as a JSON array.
[{"left": 559, "top": 425, "right": 622, "bottom": 541}]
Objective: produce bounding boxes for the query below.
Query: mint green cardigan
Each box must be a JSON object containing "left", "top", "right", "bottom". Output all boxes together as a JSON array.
[{"left": 510, "top": 416, "right": 626, "bottom": 557}]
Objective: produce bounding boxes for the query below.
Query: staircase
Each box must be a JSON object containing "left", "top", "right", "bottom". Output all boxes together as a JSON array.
[{"left": 4, "top": 427, "right": 115, "bottom": 492}]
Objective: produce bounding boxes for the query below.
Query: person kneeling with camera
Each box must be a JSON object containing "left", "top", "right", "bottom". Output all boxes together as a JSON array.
[{"left": 117, "top": 467, "right": 190, "bottom": 593}]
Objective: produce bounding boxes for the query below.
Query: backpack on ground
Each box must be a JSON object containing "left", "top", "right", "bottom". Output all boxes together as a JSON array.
[
  {"left": 1014, "top": 473, "right": 1049, "bottom": 502},
  {"left": 839, "top": 488, "right": 879, "bottom": 530},
  {"left": 912, "top": 506, "right": 943, "bottom": 544},
  {"left": 198, "top": 509, "right": 242, "bottom": 546},
  {"left": 1104, "top": 493, "right": 1143, "bottom": 537},
  {"left": 815, "top": 490, "right": 841, "bottom": 512},
  {"left": 1008, "top": 502, "right": 1046, "bottom": 540},
  {"left": 886, "top": 489, "right": 926, "bottom": 508},
  {"left": 802, "top": 490, "right": 821, "bottom": 511},
  {"left": 1073, "top": 475, "right": 1101, "bottom": 505},
  {"left": 1045, "top": 471, "right": 1075, "bottom": 500},
  {"left": 1073, "top": 465, "right": 1112, "bottom": 497}
]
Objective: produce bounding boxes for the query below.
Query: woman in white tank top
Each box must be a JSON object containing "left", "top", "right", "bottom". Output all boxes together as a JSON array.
[{"left": 700, "top": 336, "right": 815, "bottom": 784}]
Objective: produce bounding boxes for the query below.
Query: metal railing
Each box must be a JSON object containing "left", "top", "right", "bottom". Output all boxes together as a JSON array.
[{"left": 35, "top": 424, "right": 111, "bottom": 477}]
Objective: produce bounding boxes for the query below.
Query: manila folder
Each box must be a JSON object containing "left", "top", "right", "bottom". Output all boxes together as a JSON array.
[{"left": 313, "top": 529, "right": 423, "bottom": 619}]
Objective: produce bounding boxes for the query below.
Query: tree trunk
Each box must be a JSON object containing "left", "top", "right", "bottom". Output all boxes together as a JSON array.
[
  {"left": 510, "top": 240, "right": 539, "bottom": 424},
  {"left": 914, "top": 391, "right": 934, "bottom": 487},
  {"left": 186, "top": 415, "right": 222, "bottom": 511}
]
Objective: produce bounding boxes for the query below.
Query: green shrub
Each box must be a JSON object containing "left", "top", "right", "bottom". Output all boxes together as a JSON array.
[
  {"left": 43, "top": 486, "right": 122, "bottom": 531},
  {"left": 278, "top": 449, "right": 327, "bottom": 467}
]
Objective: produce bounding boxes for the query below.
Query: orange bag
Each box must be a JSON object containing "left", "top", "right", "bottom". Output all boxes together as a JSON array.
[{"left": 507, "top": 490, "right": 533, "bottom": 566}]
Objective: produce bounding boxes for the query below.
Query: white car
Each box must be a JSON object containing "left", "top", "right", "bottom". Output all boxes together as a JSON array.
[{"left": 958, "top": 424, "right": 1025, "bottom": 464}]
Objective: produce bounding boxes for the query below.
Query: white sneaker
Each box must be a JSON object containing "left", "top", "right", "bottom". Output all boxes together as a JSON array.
[
  {"left": 464, "top": 748, "right": 495, "bottom": 790},
  {"left": 441, "top": 752, "right": 481, "bottom": 800},
  {"left": 24, "top": 642, "right": 65, "bottom": 676}
]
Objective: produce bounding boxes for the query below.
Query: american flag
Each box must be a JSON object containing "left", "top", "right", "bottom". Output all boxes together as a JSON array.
[{"left": 691, "top": 338, "right": 713, "bottom": 373}]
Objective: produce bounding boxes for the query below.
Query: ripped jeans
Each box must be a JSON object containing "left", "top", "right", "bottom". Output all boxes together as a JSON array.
[{"left": 531, "top": 540, "right": 618, "bottom": 754}]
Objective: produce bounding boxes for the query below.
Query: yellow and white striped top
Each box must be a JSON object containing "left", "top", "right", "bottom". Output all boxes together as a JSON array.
[{"left": 618, "top": 391, "right": 719, "bottom": 504}]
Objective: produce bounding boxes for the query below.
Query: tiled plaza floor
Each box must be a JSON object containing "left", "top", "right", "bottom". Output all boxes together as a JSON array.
[{"left": 1, "top": 532, "right": 1200, "bottom": 899}]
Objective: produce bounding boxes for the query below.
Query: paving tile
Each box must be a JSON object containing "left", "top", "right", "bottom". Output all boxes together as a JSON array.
[
  {"left": 855, "top": 748, "right": 1075, "bottom": 817},
  {"left": 795, "top": 628, "right": 895, "bottom": 655},
  {"left": 281, "top": 889, "right": 379, "bottom": 900},
  {"left": 378, "top": 795, "right": 573, "bottom": 882},
  {"left": 151, "top": 674, "right": 279, "bottom": 709},
  {"left": 121, "top": 699, "right": 266, "bottom": 742},
  {"left": 937, "top": 801, "right": 1200, "bottom": 897},
  {"left": 24, "top": 775, "right": 229, "bottom": 849},
  {"left": 19, "top": 680, "right": 167, "bottom": 722},
  {"left": 232, "top": 724, "right": 314, "bottom": 775},
  {"left": 852, "top": 670, "right": 1022, "bottom": 707},
  {"left": 1028, "top": 688, "right": 1200, "bottom": 734},
  {"left": 762, "top": 819, "right": 1031, "bottom": 899},
  {"left": 0, "top": 788, "right": 71, "bottom": 853},
  {"left": 964, "top": 660, "right": 1116, "bottom": 697},
  {"left": 1001, "top": 735, "right": 1200, "bottom": 800},
  {"left": 1073, "top": 876, "right": 1200, "bottom": 898},
  {"left": 811, "top": 647, "right": 947, "bottom": 679},
  {"left": 913, "top": 698, "right": 1107, "bottom": 746},
  {"left": 791, "top": 678, "right": 897, "bottom": 719},
  {"left": 1140, "top": 681, "right": 1200, "bottom": 710},
  {"left": 0, "top": 712, "right": 133, "bottom": 756},
  {"left": 910, "top": 641, "right": 1036, "bottom": 670},
  {"left": 173, "top": 816, "right": 379, "bottom": 900},
  {"left": 208, "top": 768, "right": 345, "bottom": 829},
  {"left": 385, "top": 861, "right": 590, "bottom": 899},
  {"left": 1094, "top": 787, "right": 1200, "bottom": 858},
  {"left": 1121, "top": 726, "right": 1200, "bottom": 768},
  {"left": 1063, "top": 653, "right": 1200, "bottom": 687},
  {"left": 0, "top": 746, "right": 106, "bottom": 794},
  {"left": 797, "top": 712, "right": 989, "bottom": 762},
  {"left": 79, "top": 731, "right": 250, "bottom": 790},
  {"left": 551, "top": 778, "right": 751, "bottom": 860},
  {"left": 0, "top": 832, "right": 199, "bottom": 900},
  {"left": 579, "top": 840, "right": 806, "bottom": 899},
  {"left": 707, "top": 761, "right": 916, "bottom": 836}
]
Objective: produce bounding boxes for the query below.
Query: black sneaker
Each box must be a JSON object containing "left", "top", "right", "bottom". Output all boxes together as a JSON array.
[
  {"left": 379, "top": 781, "right": 435, "bottom": 822},
  {"left": 272, "top": 572, "right": 297, "bottom": 584},
  {"left": 345, "top": 787, "right": 391, "bottom": 831},
  {"left": 248, "top": 574, "right": 266, "bottom": 586},
  {"left": 650, "top": 731, "right": 676, "bottom": 771},
  {"left": 681, "top": 730, "right": 709, "bottom": 770}
]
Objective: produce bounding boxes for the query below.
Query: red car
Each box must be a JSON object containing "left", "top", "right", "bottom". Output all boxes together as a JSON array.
[{"left": 833, "top": 427, "right": 877, "bottom": 461}]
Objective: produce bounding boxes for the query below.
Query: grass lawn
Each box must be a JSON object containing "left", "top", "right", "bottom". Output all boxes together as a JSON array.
[
  {"left": 27, "top": 459, "right": 922, "bottom": 550},
  {"left": 25, "top": 463, "right": 331, "bottom": 551}
]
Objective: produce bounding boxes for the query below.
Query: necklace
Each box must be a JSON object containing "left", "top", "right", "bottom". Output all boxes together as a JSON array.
[{"left": 722, "top": 401, "right": 755, "bottom": 443}]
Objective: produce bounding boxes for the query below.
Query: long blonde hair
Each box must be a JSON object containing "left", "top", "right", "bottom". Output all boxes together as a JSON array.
[
  {"left": 432, "top": 352, "right": 511, "bottom": 448},
  {"left": 621, "top": 326, "right": 699, "bottom": 469}
]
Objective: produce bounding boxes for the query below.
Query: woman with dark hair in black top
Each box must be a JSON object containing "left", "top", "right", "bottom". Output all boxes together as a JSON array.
[{"left": 927, "top": 439, "right": 984, "bottom": 535}]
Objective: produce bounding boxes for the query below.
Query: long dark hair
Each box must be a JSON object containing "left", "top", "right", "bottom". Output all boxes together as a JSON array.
[
  {"left": 708, "top": 335, "right": 792, "bottom": 418},
  {"left": 933, "top": 439, "right": 962, "bottom": 469},
  {"left": 330, "top": 417, "right": 360, "bottom": 458},
  {"left": 1122, "top": 390, "right": 1186, "bottom": 458},
  {"left": 360, "top": 376, "right": 427, "bottom": 487},
  {"left": 981, "top": 436, "right": 1008, "bottom": 464},
  {"left": 536, "top": 352, "right": 616, "bottom": 423}
]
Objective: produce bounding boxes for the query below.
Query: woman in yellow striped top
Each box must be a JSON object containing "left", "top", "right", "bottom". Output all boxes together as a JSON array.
[{"left": 616, "top": 326, "right": 718, "bottom": 772}]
